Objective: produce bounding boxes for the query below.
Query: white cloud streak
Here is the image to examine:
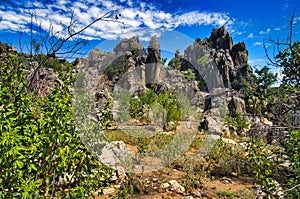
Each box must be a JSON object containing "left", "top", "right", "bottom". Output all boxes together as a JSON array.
[
  {"left": 259, "top": 28, "right": 271, "bottom": 35},
  {"left": 253, "top": 41, "right": 263, "bottom": 47},
  {"left": 248, "top": 33, "right": 254, "bottom": 38},
  {"left": 0, "top": 0, "right": 235, "bottom": 41}
]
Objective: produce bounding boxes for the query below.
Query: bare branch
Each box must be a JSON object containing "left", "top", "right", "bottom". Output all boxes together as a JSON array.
[
  {"left": 47, "top": 10, "right": 124, "bottom": 57},
  {"left": 26, "top": 9, "right": 124, "bottom": 90}
]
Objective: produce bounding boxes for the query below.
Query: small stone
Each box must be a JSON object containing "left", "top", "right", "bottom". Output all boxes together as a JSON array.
[
  {"left": 161, "top": 182, "right": 170, "bottom": 189},
  {"left": 103, "top": 187, "right": 115, "bottom": 195},
  {"left": 152, "top": 178, "right": 159, "bottom": 182},
  {"left": 220, "top": 177, "right": 232, "bottom": 184},
  {"left": 192, "top": 191, "right": 201, "bottom": 197},
  {"left": 182, "top": 196, "right": 194, "bottom": 199},
  {"left": 114, "top": 184, "right": 121, "bottom": 189},
  {"left": 117, "top": 167, "right": 126, "bottom": 180},
  {"left": 169, "top": 180, "right": 185, "bottom": 194},
  {"left": 109, "top": 174, "right": 118, "bottom": 182}
]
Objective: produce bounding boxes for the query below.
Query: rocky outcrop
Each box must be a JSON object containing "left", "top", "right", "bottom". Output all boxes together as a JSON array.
[
  {"left": 209, "top": 26, "right": 233, "bottom": 50},
  {"left": 145, "top": 35, "right": 165, "bottom": 85},
  {"left": 204, "top": 87, "right": 246, "bottom": 117},
  {"left": 182, "top": 26, "right": 255, "bottom": 92},
  {"left": 231, "top": 42, "right": 248, "bottom": 66},
  {"left": 183, "top": 40, "right": 224, "bottom": 91},
  {"left": 78, "top": 26, "right": 254, "bottom": 129},
  {"left": 113, "top": 37, "right": 145, "bottom": 56}
]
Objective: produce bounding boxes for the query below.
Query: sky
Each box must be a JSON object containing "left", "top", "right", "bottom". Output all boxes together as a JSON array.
[{"left": 0, "top": 0, "right": 299, "bottom": 70}]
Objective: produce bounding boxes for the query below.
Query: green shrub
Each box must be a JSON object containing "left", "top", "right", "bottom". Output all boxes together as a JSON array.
[
  {"left": 183, "top": 68, "right": 196, "bottom": 81},
  {"left": 225, "top": 112, "right": 249, "bottom": 136},
  {"left": 197, "top": 56, "right": 208, "bottom": 65},
  {"left": 129, "top": 88, "right": 182, "bottom": 131},
  {"left": 0, "top": 52, "right": 112, "bottom": 198},
  {"left": 246, "top": 138, "right": 274, "bottom": 188},
  {"left": 206, "top": 138, "right": 248, "bottom": 176},
  {"left": 286, "top": 130, "right": 300, "bottom": 197}
]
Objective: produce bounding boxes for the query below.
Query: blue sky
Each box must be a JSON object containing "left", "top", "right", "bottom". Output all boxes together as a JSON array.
[{"left": 0, "top": 0, "right": 299, "bottom": 69}]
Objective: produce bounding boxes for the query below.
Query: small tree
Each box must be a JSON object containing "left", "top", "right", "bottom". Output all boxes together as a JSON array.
[
  {"left": 243, "top": 66, "right": 277, "bottom": 118},
  {"left": 265, "top": 11, "right": 300, "bottom": 88}
]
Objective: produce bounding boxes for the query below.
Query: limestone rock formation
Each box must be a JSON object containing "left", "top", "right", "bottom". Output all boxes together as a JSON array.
[
  {"left": 145, "top": 35, "right": 165, "bottom": 84},
  {"left": 231, "top": 42, "right": 248, "bottom": 66},
  {"left": 113, "top": 37, "right": 145, "bottom": 56},
  {"left": 204, "top": 87, "right": 246, "bottom": 117},
  {"left": 209, "top": 26, "right": 233, "bottom": 50},
  {"left": 78, "top": 26, "right": 257, "bottom": 129},
  {"left": 182, "top": 26, "right": 254, "bottom": 91}
]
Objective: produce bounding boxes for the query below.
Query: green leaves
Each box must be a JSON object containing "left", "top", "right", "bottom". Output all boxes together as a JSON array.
[
  {"left": 242, "top": 66, "right": 278, "bottom": 118},
  {"left": 275, "top": 41, "right": 300, "bottom": 87},
  {"left": 0, "top": 52, "right": 111, "bottom": 198}
]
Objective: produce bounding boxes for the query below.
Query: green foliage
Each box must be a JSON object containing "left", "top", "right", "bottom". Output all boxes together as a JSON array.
[
  {"left": 161, "top": 57, "right": 168, "bottom": 65},
  {"left": 218, "top": 190, "right": 235, "bottom": 199},
  {"left": 129, "top": 88, "right": 182, "bottom": 131},
  {"left": 183, "top": 68, "right": 196, "bottom": 81},
  {"left": 175, "top": 90, "right": 193, "bottom": 120},
  {"left": 275, "top": 41, "right": 300, "bottom": 87},
  {"left": 0, "top": 52, "right": 112, "bottom": 198},
  {"left": 148, "top": 133, "right": 174, "bottom": 151},
  {"left": 245, "top": 130, "right": 300, "bottom": 197},
  {"left": 197, "top": 77, "right": 208, "bottom": 91},
  {"left": 197, "top": 56, "right": 208, "bottom": 65},
  {"left": 243, "top": 66, "right": 277, "bottom": 117},
  {"left": 98, "top": 98, "right": 114, "bottom": 129},
  {"left": 104, "top": 63, "right": 126, "bottom": 81},
  {"left": 184, "top": 169, "right": 202, "bottom": 191},
  {"left": 206, "top": 138, "right": 248, "bottom": 176},
  {"left": 137, "top": 138, "right": 148, "bottom": 154},
  {"left": 246, "top": 138, "right": 276, "bottom": 194},
  {"left": 171, "top": 57, "right": 181, "bottom": 70},
  {"left": 286, "top": 130, "right": 300, "bottom": 197},
  {"left": 225, "top": 112, "right": 249, "bottom": 136},
  {"left": 110, "top": 184, "right": 131, "bottom": 199}
]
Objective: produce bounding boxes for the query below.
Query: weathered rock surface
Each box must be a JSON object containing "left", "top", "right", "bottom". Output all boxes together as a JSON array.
[
  {"left": 113, "top": 37, "right": 145, "bottom": 56},
  {"left": 209, "top": 26, "right": 233, "bottom": 50},
  {"left": 182, "top": 26, "right": 254, "bottom": 91},
  {"left": 145, "top": 35, "right": 165, "bottom": 84},
  {"left": 98, "top": 141, "right": 130, "bottom": 172},
  {"left": 78, "top": 26, "right": 254, "bottom": 130}
]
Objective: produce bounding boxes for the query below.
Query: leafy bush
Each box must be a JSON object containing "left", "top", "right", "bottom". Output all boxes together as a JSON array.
[
  {"left": 129, "top": 87, "right": 182, "bottom": 131},
  {"left": 197, "top": 56, "right": 208, "bottom": 65},
  {"left": 225, "top": 112, "right": 249, "bottom": 136},
  {"left": 246, "top": 132, "right": 300, "bottom": 198},
  {"left": 183, "top": 68, "right": 196, "bottom": 81},
  {"left": 246, "top": 138, "right": 275, "bottom": 191},
  {"left": 286, "top": 130, "right": 300, "bottom": 197},
  {"left": 0, "top": 52, "right": 112, "bottom": 198},
  {"left": 206, "top": 138, "right": 248, "bottom": 176}
]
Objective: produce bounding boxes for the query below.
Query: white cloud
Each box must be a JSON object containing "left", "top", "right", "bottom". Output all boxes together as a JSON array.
[
  {"left": 0, "top": 0, "right": 235, "bottom": 41},
  {"left": 248, "top": 33, "right": 254, "bottom": 38},
  {"left": 253, "top": 41, "right": 263, "bottom": 47},
  {"left": 259, "top": 28, "right": 271, "bottom": 35},
  {"left": 175, "top": 11, "right": 232, "bottom": 27},
  {"left": 248, "top": 58, "right": 267, "bottom": 67},
  {"left": 274, "top": 27, "right": 281, "bottom": 31}
]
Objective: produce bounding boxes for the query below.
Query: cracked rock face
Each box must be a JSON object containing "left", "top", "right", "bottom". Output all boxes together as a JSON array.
[{"left": 113, "top": 37, "right": 145, "bottom": 56}]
